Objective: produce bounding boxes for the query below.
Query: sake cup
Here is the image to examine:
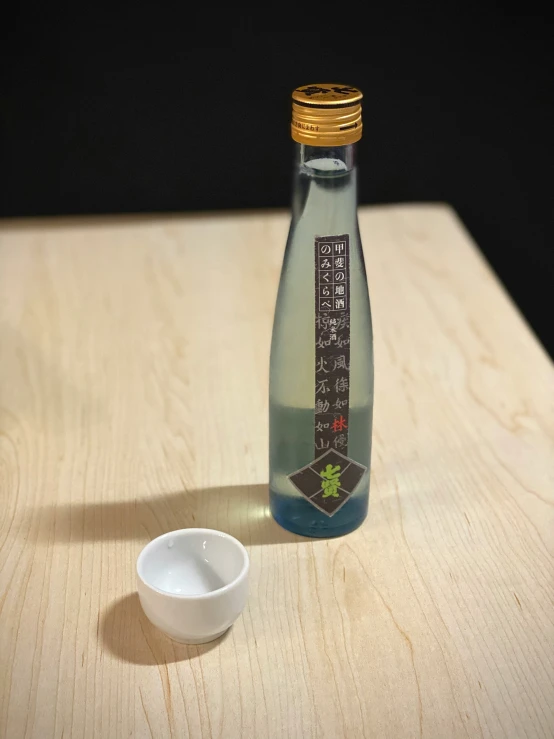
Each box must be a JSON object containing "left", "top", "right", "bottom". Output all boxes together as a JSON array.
[{"left": 136, "top": 528, "right": 249, "bottom": 644}]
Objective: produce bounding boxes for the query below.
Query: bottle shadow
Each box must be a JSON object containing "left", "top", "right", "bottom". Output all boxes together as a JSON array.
[
  {"left": 31, "top": 484, "right": 307, "bottom": 546},
  {"left": 102, "top": 593, "right": 228, "bottom": 665}
]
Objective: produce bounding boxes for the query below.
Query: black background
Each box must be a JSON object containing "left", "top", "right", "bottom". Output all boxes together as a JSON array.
[{"left": 2, "top": 11, "right": 553, "bottom": 354}]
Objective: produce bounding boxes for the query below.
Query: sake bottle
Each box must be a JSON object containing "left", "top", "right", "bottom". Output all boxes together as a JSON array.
[{"left": 269, "top": 84, "right": 374, "bottom": 537}]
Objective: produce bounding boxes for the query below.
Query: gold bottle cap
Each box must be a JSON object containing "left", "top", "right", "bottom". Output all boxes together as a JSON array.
[{"left": 291, "top": 84, "right": 363, "bottom": 147}]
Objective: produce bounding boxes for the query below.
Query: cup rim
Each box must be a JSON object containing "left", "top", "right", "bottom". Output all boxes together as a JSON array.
[{"left": 136, "top": 528, "right": 249, "bottom": 601}]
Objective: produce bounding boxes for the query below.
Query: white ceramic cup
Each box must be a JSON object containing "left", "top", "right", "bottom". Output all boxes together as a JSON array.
[{"left": 136, "top": 528, "right": 249, "bottom": 644}]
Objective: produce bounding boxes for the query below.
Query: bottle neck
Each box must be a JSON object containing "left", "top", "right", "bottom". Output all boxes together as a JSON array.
[
  {"left": 291, "top": 143, "right": 358, "bottom": 226},
  {"left": 297, "top": 142, "right": 357, "bottom": 171}
]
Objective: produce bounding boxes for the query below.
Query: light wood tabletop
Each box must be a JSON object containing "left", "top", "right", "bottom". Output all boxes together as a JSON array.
[{"left": 0, "top": 205, "right": 553, "bottom": 739}]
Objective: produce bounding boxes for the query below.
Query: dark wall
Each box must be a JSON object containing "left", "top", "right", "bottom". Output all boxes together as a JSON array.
[{"left": 2, "top": 12, "right": 553, "bottom": 354}]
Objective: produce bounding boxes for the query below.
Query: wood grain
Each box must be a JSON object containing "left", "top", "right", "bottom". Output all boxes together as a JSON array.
[{"left": 0, "top": 205, "right": 553, "bottom": 739}]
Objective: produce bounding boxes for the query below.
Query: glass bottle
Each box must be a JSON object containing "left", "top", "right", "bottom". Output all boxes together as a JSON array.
[{"left": 269, "top": 84, "right": 374, "bottom": 537}]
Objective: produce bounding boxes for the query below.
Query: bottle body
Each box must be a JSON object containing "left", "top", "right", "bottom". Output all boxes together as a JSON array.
[{"left": 269, "top": 144, "right": 374, "bottom": 537}]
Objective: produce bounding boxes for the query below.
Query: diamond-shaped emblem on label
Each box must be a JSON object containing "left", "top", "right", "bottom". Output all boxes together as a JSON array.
[{"left": 288, "top": 449, "right": 367, "bottom": 517}]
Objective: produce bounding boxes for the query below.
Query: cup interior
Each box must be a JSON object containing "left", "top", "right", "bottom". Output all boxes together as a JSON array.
[{"left": 138, "top": 529, "right": 247, "bottom": 597}]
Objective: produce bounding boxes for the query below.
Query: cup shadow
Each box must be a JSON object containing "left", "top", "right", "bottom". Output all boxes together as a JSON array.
[
  {"left": 102, "top": 593, "right": 227, "bottom": 665},
  {"left": 32, "top": 484, "right": 308, "bottom": 546}
]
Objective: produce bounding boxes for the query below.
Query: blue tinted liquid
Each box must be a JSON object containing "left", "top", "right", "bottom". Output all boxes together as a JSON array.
[
  {"left": 269, "top": 405, "right": 371, "bottom": 537},
  {"left": 269, "top": 147, "right": 374, "bottom": 538}
]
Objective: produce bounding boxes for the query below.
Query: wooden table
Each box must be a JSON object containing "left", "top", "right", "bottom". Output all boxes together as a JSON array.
[{"left": 1, "top": 205, "right": 553, "bottom": 739}]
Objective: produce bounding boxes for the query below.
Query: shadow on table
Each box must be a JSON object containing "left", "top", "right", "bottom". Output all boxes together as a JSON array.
[
  {"left": 31, "top": 484, "right": 308, "bottom": 546},
  {"left": 101, "top": 593, "right": 227, "bottom": 665}
]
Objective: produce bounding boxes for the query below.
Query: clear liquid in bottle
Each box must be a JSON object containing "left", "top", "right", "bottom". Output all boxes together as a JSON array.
[{"left": 269, "top": 120, "right": 374, "bottom": 537}]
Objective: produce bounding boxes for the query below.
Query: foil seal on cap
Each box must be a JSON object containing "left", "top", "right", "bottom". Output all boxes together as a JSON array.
[{"left": 291, "top": 84, "right": 363, "bottom": 146}]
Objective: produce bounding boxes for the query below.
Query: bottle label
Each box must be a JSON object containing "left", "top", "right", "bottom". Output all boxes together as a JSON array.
[
  {"left": 314, "top": 235, "right": 351, "bottom": 456},
  {"left": 287, "top": 234, "right": 367, "bottom": 516}
]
